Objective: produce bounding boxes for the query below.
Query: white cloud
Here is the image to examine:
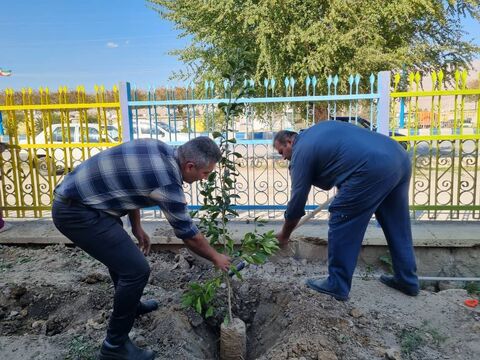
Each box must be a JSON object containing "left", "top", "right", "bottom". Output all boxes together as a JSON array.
[{"left": 106, "top": 42, "right": 119, "bottom": 48}]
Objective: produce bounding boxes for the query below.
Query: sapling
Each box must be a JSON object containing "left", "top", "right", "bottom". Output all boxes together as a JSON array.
[{"left": 182, "top": 59, "right": 279, "bottom": 324}]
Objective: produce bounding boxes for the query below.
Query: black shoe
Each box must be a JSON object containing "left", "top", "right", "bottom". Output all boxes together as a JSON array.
[
  {"left": 136, "top": 299, "right": 159, "bottom": 317},
  {"left": 379, "top": 275, "right": 419, "bottom": 296},
  {"left": 99, "top": 338, "right": 155, "bottom": 360},
  {"left": 305, "top": 278, "right": 349, "bottom": 301}
]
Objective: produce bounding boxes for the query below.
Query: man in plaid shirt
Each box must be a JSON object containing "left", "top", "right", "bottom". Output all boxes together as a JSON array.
[{"left": 52, "top": 137, "right": 230, "bottom": 360}]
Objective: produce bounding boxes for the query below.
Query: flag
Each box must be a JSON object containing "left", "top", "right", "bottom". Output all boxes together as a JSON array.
[{"left": 0, "top": 69, "right": 12, "bottom": 77}]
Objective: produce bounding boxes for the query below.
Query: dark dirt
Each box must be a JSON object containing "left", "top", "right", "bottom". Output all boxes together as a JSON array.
[{"left": 1, "top": 244, "right": 479, "bottom": 359}]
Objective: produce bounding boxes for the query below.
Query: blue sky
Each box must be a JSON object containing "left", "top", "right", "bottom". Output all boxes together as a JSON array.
[
  {"left": 0, "top": 0, "right": 189, "bottom": 90},
  {"left": 0, "top": 0, "right": 479, "bottom": 91}
]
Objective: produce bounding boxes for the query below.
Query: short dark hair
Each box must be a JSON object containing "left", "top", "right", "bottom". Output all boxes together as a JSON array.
[
  {"left": 273, "top": 130, "right": 298, "bottom": 145},
  {"left": 177, "top": 136, "right": 222, "bottom": 168}
]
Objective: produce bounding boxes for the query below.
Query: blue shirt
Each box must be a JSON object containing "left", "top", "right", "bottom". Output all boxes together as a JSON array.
[
  {"left": 55, "top": 139, "right": 198, "bottom": 240},
  {"left": 285, "top": 121, "right": 408, "bottom": 219}
]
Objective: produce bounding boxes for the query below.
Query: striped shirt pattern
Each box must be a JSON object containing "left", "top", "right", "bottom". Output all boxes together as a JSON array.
[{"left": 55, "top": 139, "right": 198, "bottom": 240}]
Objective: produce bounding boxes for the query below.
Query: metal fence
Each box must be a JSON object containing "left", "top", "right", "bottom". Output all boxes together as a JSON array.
[
  {"left": 121, "top": 72, "right": 389, "bottom": 218},
  {"left": 390, "top": 70, "right": 480, "bottom": 220},
  {"left": 1, "top": 70, "right": 479, "bottom": 220},
  {"left": 0, "top": 86, "right": 122, "bottom": 217}
]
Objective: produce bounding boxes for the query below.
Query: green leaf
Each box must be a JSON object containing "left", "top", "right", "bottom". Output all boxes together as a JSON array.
[
  {"left": 208, "top": 172, "right": 217, "bottom": 182},
  {"left": 230, "top": 266, "right": 243, "bottom": 280},
  {"left": 181, "top": 295, "right": 193, "bottom": 307},
  {"left": 195, "top": 298, "right": 202, "bottom": 314},
  {"left": 252, "top": 253, "right": 267, "bottom": 263},
  {"left": 227, "top": 208, "right": 239, "bottom": 216},
  {"left": 205, "top": 307, "right": 214, "bottom": 318},
  {"left": 190, "top": 283, "right": 202, "bottom": 291}
]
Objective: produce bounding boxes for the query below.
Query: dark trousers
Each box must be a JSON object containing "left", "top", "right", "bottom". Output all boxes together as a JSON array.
[
  {"left": 52, "top": 199, "right": 150, "bottom": 345},
  {"left": 326, "top": 156, "right": 418, "bottom": 297}
]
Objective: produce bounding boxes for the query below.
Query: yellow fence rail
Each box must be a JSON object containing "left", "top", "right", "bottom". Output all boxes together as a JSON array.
[
  {"left": 0, "top": 85, "right": 122, "bottom": 217},
  {"left": 390, "top": 70, "right": 480, "bottom": 219}
]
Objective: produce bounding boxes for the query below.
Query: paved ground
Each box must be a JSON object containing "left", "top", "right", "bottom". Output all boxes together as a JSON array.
[{"left": 1, "top": 218, "right": 479, "bottom": 247}]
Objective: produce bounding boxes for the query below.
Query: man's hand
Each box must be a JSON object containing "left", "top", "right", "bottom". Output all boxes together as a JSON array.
[
  {"left": 183, "top": 233, "right": 231, "bottom": 271},
  {"left": 276, "top": 232, "right": 290, "bottom": 249},
  {"left": 212, "top": 253, "right": 231, "bottom": 272},
  {"left": 132, "top": 226, "right": 151, "bottom": 255},
  {"left": 128, "top": 209, "right": 151, "bottom": 255},
  {"left": 276, "top": 218, "right": 299, "bottom": 249}
]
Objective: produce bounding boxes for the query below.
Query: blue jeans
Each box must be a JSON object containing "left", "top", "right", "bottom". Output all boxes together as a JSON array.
[
  {"left": 326, "top": 155, "right": 418, "bottom": 297},
  {"left": 52, "top": 198, "right": 150, "bottom": 345}
]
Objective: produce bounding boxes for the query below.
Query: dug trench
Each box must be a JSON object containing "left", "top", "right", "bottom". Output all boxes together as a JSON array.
[{"left": 1, "top": 244, "right": 479, "bottom": 359}]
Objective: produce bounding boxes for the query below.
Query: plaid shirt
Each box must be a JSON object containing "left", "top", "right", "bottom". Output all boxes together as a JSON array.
[{"left": 55, "top": 139, "right": 198, "bottom": 240}]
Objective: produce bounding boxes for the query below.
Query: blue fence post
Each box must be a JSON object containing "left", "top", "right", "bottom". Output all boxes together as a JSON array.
[
  {"left": 377, "top": 71, "right": 391, "bottom": 136},
  {"left": 399, "top": 66, "right": 406, "bottom": 129},
  {"left": 399, "top": 98, "right": 405, "bottom": 129},
  {"left": 0, "top": 112, "right": 4, "bottom": 135},
  {"left": 119, "top": 82, "right": 133, "bottom": 142}
]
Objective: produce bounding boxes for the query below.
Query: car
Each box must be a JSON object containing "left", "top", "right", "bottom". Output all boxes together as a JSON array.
[
  {"left": 131, "top": 120, "right": 191, "bottom": 142},
  {"left": 19, "top": 123, "right": 116, "bottom": 175},
  {"left": 18, "top": 121, "right": 194, "bottom": 175}
]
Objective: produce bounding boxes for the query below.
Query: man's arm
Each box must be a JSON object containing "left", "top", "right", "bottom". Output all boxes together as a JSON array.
[
  {"left": 277, "top": 150, "right": 313, "bottom": 246},
  {"left": 149, "top": 185, "right": 230, "bottom": 271},
  {"left": 277, "top": 218, "right": 301, "bottom": 247},
  {"left": 183, "top": 233, "right": 230, "bottom": 271},
  {"left": 128, "top": 209, "right": 151, "bottom": 255}
]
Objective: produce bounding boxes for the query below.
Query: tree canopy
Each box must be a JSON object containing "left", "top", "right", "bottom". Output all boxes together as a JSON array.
[{"left": 149, "top": 0, "right": 480, "bottom": 90}]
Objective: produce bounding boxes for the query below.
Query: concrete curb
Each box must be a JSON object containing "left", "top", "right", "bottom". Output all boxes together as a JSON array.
[
  {"left": 0, "top": 219, "right": 479, "bottom": 248},
  {"left": 1, "top": 219, "right": 479, "bottom": 277}
]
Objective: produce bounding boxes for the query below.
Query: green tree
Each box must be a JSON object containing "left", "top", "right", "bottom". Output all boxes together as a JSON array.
[{"left": 149, "top": 0, "right": 480, "bottom": 92}]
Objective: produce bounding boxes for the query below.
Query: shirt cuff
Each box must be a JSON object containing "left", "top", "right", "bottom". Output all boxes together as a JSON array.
[
  {"left": 174, "top": 224, "right": 199, "bottom": 240},
  {"left": 284, "top": 209, "right": 306, "bottom": 220}
]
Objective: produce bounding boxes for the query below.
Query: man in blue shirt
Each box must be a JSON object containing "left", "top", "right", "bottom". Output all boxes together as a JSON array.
[
  {"left": 53, "top": 137, "right": 230, "bottom": 360},
  {"left": 274, "top": 121, "right": 419, "bottom": 301}
]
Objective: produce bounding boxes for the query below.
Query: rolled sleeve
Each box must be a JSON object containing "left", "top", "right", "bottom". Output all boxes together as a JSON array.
[{"left": 150, "top": 184, "right": 199, "bottom": 240}]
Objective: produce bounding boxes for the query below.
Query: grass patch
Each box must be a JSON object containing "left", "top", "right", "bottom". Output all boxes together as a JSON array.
[
  {"left": 360, "top": 264, "right": 375, "bottom": 280},
  {"left": 399, "top": 321, "right": 446, "bottom": 358},
  {"left": 65, "top": 336, "right": 97, "bottom": 360},
  {"left": 400, "top": 328, "right": 424, "bottom": 357},
  {"left": 0, "top": 259, "right": 13, "bottom": 272},
  {"left": 17, "top": 256, "right": 32, "bottom": 264},
  {"left": 465, "top": 281, "right": 480, "bottom": 296},
  {"left": 378, "top": 253, "right": 393, "bottom": 274}
]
